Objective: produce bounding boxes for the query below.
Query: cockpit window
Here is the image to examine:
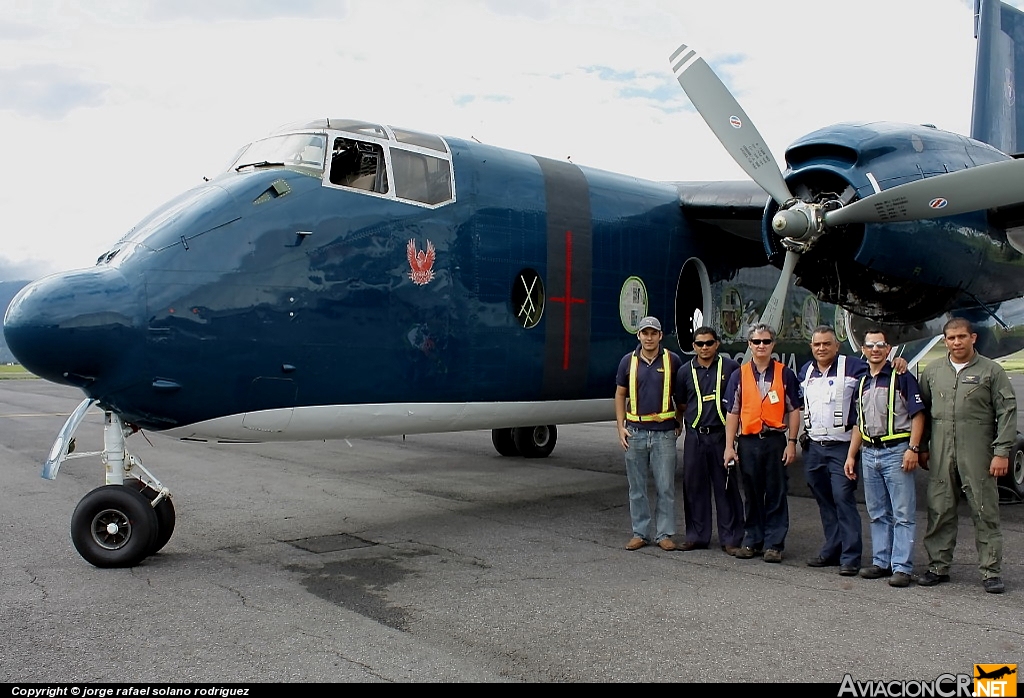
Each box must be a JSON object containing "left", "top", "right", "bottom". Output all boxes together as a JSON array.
[
  {"left": 391, "top": 148, "right": 452, "bottom": 205},
  {"left": 391, "top": 127, "right": 448, "bottom": 153},
  {"left": 329, "top": 119, "right": 389, "bottom": 138},
  {"left": 328, "top": 137, "right": 389, "bottom": 193},
  {"left": 231, "top": 133, "right": 326, "bottom": 171}
]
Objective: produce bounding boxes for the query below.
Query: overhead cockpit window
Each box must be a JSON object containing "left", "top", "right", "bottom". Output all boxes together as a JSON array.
[
  {"left": 231, "top": 133, "right": 326, "bottom": 172},
  {"left": 328, "top": 137, "right": 389, "bottom": 193},
  {"left": 391, "top": 127, "right": 448, "bottom": 154},
  {"left": 328, "top": 119, "right": 389, "bottom": 139},
  {"left": 391, "top": 148, "right": 452, "bottom": 205}
]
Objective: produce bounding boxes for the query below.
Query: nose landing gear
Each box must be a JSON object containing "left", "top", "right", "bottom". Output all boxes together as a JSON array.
[{"left": 47, "top": 401, "right": 175, "bottom": 567}]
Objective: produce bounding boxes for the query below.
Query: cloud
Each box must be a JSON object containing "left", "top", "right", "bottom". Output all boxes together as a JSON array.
[
  {"left": 0, "top": 64, "right": 107, "bottom": 119},
  {"left": 145, "top": 0, "right": 348, "bottom": 22},
  {"left": 0, "top": 255, "right": 56, "bottom": 283},
  {"left": 0, "top": 20, "right": 43, "bottom": 40}
]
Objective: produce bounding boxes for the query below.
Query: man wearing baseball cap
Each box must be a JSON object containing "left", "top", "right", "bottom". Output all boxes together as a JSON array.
[{"left": 615, "top": 316, "right": 683, "bottom": 551}]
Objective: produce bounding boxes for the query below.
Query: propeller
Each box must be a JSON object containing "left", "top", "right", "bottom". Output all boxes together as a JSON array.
[{"left": 669, "top": 42, "right": 1024, "bottom": 338}]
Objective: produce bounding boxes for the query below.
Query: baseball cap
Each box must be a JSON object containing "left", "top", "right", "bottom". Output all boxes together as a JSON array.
[{"left": 637, "top": 316, "right": 662, "bottom": 332}]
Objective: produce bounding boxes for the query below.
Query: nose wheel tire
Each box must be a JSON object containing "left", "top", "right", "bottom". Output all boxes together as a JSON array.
[
  {"left": 123, "top": 479, "right": 176, "bottom": 555},
  {"left": 513, "top": 425, "right": 557, "bottom": 458},
  {"left": 71, "top": 484, "right": 158, "bottom": 568}
]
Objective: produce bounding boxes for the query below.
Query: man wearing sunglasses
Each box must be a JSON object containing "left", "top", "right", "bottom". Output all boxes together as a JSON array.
[
  {"left": 615, "top": 316, "right": 683, "bottom": 551},
  {"left": 916, "top": 317, "right": 1017, "bottom": 594},
  {"left": 675, "top": 326, "right": 744, "bottom": 555},
  {"left": 843, "top": 329, "right": 925, "bottom": 588},
  {"left": 723, "top": 324, "right": 802, "bottom": 562}
]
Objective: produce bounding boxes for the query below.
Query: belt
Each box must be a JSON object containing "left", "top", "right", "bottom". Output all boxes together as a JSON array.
[
  {"left": 691, "top": 426, "right": 724, "bottom": 435},
  {"left": 862, "top": 436, "right": 910, "bottom": 449},
  {"left": 812, "top": 440, "right": 848, "bottom": 447},
  {"left": 740, "top": 430, "right": 786, "bottom": 440}
]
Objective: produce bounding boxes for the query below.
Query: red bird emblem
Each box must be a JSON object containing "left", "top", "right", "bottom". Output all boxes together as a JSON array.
[{"left": 407, "top": 239, "right": 436, "bottom": 286}]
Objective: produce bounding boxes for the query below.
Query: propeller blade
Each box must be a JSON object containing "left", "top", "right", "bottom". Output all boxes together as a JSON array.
[
  {"left": 759, "top": 249, "right": 799, "bottom": 333},
  {"left": 670, "top": 43, "right": 794, "bottom": 205},
  {"left": 825, "top": 158, "right": 1024, "bottom": 227},
  {"left": 743, "top": 250, "right": 799, "bottom": 362}
]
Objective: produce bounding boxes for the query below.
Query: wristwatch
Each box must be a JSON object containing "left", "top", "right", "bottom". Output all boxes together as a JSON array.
[
  {"left": 909, "top": 445, "right": 921, "bottom": 453},
  {"left": 788, "top": 438, "right": 798, "bottom": 444}
]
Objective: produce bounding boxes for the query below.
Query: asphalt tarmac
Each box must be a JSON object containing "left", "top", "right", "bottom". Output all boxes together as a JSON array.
[{"left": 1, "top": 379, "right": 1022, "bottom": 683}]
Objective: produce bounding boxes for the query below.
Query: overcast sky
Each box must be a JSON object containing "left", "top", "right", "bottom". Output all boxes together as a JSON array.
[{"left": 0, "top": 0, "right": 1006, "bottom": 280}]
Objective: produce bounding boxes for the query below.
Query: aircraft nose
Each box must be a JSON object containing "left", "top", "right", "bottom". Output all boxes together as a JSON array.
[{"left": 3, "top": 266, "right": 143, "bottom": 390}]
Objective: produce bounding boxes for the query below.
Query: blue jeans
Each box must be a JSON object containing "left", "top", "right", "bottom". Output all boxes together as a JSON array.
[
  {"left": 861, "top": 442, "right": 916, "bottom": 574},
  {"left": 624, "top": 426, "right": 678, "bottom": 541}
]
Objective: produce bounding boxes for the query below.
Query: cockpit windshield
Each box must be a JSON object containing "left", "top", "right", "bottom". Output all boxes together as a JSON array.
[{"left": 231, "top": 133, "right": 326, "bottom": 172}]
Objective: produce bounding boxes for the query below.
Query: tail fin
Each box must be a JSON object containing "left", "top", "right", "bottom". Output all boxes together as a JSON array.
[{"left": 971, "top": 0, "right": 1024, "bottom": 153}]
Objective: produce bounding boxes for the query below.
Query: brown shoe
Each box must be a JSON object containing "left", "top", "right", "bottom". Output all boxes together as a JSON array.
[
  {"left": 657, "top": 538, "right": 678, "bottom": 551},
  {"left": 722, "top": 545, "right": 741, "bottom": 556},
  {"left": 625, "top": 537, "right": 647, "bottom": 551}
]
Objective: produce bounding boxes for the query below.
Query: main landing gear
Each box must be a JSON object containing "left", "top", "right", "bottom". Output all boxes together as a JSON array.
[
  {"left": 490, "top": 425, "right": 558, "bottom": 458},
  {"left": 46, "top": 400, "right": 174, "bottom": 567},
  {"left": 1000, "top": 435, "right": 1024, "bottom": 504}
]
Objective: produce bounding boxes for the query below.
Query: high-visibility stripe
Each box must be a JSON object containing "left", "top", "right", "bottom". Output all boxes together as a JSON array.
[
  {"left": 690, "top": 357, "right": 725, "bottom": 428},
  {"left": 857, "top": 370, "right": 910, "bottom": 441},
  {"left": 626, "top": 350, "right": 675, "bottom": 422}
]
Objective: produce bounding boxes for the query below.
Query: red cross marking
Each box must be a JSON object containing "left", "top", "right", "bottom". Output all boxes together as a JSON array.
[{"left": 548, "top": 229, "right": 586, "bottom": 370}]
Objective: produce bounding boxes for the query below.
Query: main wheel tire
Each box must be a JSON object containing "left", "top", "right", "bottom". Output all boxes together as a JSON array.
[
  {"left": 491, "top": 428, "right": 520, "bottom": 457},
  {"left": 71, "top": 485, "right": 158, "bottom": 568},
  {"left": 123, "top": 479, "right": 176, "bottom": 555},
  {"left": 513, "top": 425, "right": 557, "bottom": 458},
  {"left": 999, "top": 438, "right": 1024, "bottom": 503}
]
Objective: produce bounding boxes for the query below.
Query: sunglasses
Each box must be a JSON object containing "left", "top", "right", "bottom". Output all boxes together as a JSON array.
[
  {"left": 862, "top": 341, "right": 890, "bottom": 350},
  {"left": 748, "top": 338, "right": 774, "bottom": 345},
  {"left": 693, "top": 340, "right": 717, "bottom": 347}
]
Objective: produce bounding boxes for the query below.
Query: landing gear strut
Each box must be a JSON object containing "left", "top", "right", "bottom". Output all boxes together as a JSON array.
[{"left": 46, "top": 401, "right": 174, "bottom": 567}]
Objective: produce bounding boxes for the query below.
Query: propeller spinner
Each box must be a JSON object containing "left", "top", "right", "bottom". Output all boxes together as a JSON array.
[{"left": 669, "top": 42, "right": 1024, "bottom": 335}]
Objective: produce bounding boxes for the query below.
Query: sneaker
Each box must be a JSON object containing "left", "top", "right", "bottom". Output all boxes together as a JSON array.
[
  {"left": 859, "top": 565, "right": 892, "bottom": 579},
  {"left": 983, "top": 577, "right": 1005, "bottom": 594},
  {"left": 763, "top": 549, "right": 783, "bottom": 563},
  {"left": 888, "top": 572, "right": 913, "bottom": 587},
  {"left": 735, "top": 546, "right": 760, "bottom": 559},
  {"left": 915, "top": 570, "right": 950, "bottom": 587}
]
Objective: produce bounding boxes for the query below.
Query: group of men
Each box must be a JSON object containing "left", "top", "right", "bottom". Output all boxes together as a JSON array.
[{"left": 614, "top": 315, "right": 1017, "bottom": 594}]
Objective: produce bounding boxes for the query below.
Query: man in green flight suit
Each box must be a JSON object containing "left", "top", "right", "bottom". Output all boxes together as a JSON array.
[{"left": 917, "top": 318, "right": 1018, "bottom": 594}]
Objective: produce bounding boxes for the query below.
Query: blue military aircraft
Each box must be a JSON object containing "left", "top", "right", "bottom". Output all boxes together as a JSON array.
[{"left": 4, "top": 0, "right": 1024, "bottom": 567}]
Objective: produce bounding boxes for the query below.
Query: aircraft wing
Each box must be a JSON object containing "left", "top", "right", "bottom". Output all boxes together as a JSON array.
[{"left": 671, "top": 180, "right": 769, "bottom": 242}]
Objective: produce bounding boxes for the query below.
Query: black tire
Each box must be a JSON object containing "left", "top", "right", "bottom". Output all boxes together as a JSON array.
[
  {"left": 123, "top": 479, "right": 176, "bottom": 555},
  {"left": 999, "top": 438, "right": 1024, "bottom": 503},
  {"left": 513, "top": 425, "right": 557, "bottom": 458},
  {"left": 491, "top": 428, "right": 520, "bottom": 457},
  {"left": 71, "top": 485, "right": 158, "bottom": 568}
]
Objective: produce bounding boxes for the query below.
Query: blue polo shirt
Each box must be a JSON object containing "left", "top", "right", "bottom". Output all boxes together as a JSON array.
[
  {"left": 853, "top": 361, "right": 926, "bottom": 429},
  {"left": 616, "top": 346, "right": 682, "bottom": 431},
  {"left": 676, "top": 355, "right": 739, "bottom": 429}
]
